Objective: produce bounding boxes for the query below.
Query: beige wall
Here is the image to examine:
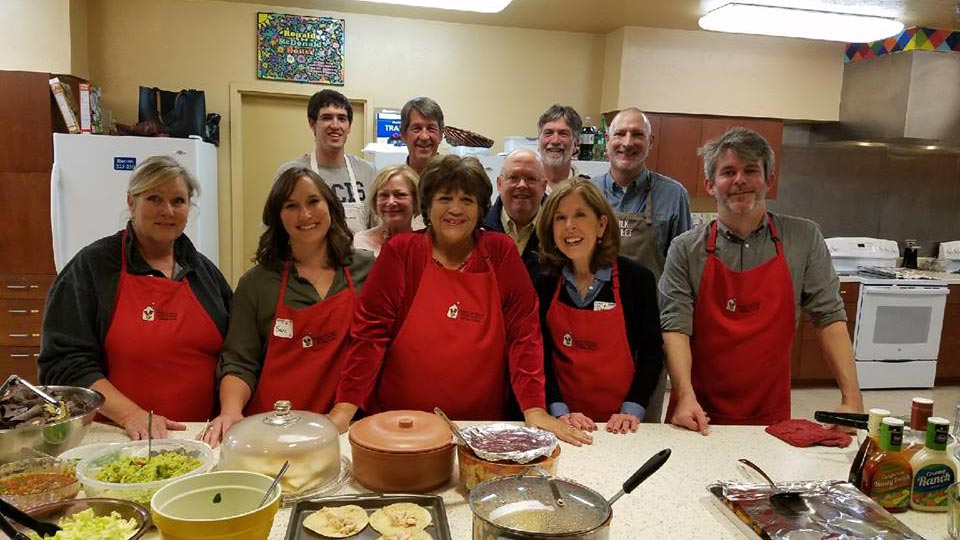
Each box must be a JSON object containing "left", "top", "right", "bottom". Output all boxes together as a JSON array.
[
  {"left": 0, "top": 0, "right": 72, "bottom": 73},
  {"left": 600, "top": 27, "right": 623, "bottom": 114},
  {"left": 609, "top": 26, "right": 844, "bottom": 121}
]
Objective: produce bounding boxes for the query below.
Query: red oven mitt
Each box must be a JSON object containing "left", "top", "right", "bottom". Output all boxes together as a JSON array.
[{"left": 765, "top": 419, "right": 853, "bottom": 448}]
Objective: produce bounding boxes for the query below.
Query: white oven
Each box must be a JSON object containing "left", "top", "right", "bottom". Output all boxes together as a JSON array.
[{"left": 854, "top": 277, "right": 950, "bottom": 389}]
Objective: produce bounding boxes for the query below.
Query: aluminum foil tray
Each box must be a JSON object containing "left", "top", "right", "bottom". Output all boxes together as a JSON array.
[
  {"left": 461, "top": 423, "right": 557, "bottom": 464},
  {"left": 284, "top": 493, "right": 452, "bottom": 540},
  {"left": 707, "top": 480, "right": 924, "bottom": 540}
]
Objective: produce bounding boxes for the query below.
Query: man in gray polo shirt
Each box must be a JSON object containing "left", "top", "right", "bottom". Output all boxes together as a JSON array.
[
  {"left": 659, "top": 127, "right": 863, "bottom": 434},
  {"left": 275, "top": 89, "right": 376, "bottom": 233},
  {"left": 592, "top": 107, "right": 691, "bottom": 424}
]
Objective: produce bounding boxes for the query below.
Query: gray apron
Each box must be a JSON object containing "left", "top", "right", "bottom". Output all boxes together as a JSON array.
[{"left": 615, "top": 182, "right": 667, "bottom": 423}]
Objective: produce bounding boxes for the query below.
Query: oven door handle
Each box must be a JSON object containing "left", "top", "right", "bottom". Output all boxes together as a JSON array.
[{"left": 861, "top": 286, "right": 950, "bottom": 296}]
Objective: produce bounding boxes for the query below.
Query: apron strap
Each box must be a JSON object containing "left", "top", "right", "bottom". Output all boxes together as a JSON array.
[
  {"left": 120, "top": 229, "right": 130, "bottom": 274},
  {"left": 310, "top": 152, "right": 361, "bottom": 203},
  {"left": 642, "top": 175, "right": 654, "bottom": 226},
  {"left": 277, "top": 262, "right": 292, "bottom": 307},
  {"left": 706, "top": 214, "right": 780, "bottom": 256}
]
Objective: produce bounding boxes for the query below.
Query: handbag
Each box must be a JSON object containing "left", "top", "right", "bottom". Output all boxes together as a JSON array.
[{"left": 138, "top": 86, "right": 206, "bottom": 139}]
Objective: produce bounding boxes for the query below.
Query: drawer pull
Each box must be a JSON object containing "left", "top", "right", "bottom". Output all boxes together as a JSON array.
[
  {"left": 5, "top": 285, "right": 40, "bottom": 290},
  {"left": 9, "top": 353, "right": 38, "bottom": 359},
  {"left": 8, "top": 333, "right": 40, "bottom": 339},
  {"left": 7, "top": 309, "right": 40, "bottom": 315}
]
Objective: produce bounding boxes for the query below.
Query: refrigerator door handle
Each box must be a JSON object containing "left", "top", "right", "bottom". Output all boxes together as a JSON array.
[{"left": 50, "top": 163, "right": 65, "bottom": 272}]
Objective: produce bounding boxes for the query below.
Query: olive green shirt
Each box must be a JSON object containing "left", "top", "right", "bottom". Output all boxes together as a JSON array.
[
  {"left": 658, "top": 213, "right": 845, "bottom": 336},
  {"left": 216, "top": 251, "right": 375, "bottom": 392}
]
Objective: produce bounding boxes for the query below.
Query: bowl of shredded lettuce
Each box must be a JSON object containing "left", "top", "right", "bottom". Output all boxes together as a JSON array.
[
  {"left": 18, "top": 497, "right": 151, "bottom": 539},
  {"left": 76, "top": 439, "right": 215, "bottom": 506}
]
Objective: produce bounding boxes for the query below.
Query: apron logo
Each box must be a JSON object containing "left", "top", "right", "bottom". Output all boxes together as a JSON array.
[
  {"left": 562, "top": 333, "right": 573, "bottom": 347},
  {"left": 273, "top": 318, "right": 294, "bottom": 339},
  {"left": 446, "top": 303, "right": 459, "bottom": 319},
  {"left": 725, "top": 298, "right": 737, "bottom": 312},
  {"left": 142, "top": 305, "right": 155, "bottom": 322},
  {"left": 302, "top": 335, "right": 313, "bottom": 348}
]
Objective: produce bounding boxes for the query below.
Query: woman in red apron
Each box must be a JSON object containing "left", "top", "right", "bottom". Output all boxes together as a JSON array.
[
  {"left": 534, "top": 179, "right": 664, "bottom": 434},
  {"left": 38, "top": 156, "right": 231, "bottom": 440},
  {"left": 329, "top": 155, "right": 592, "bottom": 446},
  {"left": 202, "top": 167, "right": 373, "bottom": 447}
]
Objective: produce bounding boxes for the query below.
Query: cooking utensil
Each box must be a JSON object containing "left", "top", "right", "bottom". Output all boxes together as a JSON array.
[
  {"left": 433, "top": 407, "right": 469, "bottom": 446},
  {"left": 0, "top": 497, "right": 61, "bottom": 537},
  {"left": 0, "top": 376, "right": 67, "bottom": 422},
  {"left": 0, "top": 385, "right": 104, "bottom": 463},
  {"left": 530, "top": 465, "right": 565, "bottom": 507},
  {"left": 469, "top": 448, "right": 671, "bottom": 539},
  {"left": 738, "top": 458, "right": 810, "bottom": 515},
  {"left": 814, "top": 410, "right": 868, "bottom": 429},
  {"left": 259, "top": 460, "right": 289, "bottom": 508},
  {"left": 147, "top": 410, "right": 153, "bottom": 459}
]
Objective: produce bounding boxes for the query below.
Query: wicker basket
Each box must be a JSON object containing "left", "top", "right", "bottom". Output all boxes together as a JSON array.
[{"left": 444, "top": 125, "right": 494, "bottom": 148}]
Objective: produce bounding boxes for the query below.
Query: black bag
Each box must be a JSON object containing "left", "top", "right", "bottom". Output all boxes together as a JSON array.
[{"left": 138, "top": 86, "right": 206, "bottom": 139}]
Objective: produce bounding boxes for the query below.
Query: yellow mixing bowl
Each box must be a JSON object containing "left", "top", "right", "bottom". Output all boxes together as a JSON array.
[{"left": 150, "top": 471, "right": 280, "bottom": 540}]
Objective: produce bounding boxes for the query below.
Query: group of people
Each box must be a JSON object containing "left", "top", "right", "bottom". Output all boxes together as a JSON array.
[{"left": 37, "top": 89, "right": 863, "bottom": 446}]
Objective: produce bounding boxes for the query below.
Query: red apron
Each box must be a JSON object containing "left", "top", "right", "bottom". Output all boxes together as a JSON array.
[
  {"left": 104, "top": 231, "right": 222, "bottom": 421},
  {"left": 245, "top": 263, "right": 356, "bottom": 415},
  {"left": 367, "top": 248, "right": 508, "bottom": 420},
  {"left": 666, "top": 215, "right": 794, "bottom": 425},
  {"left": 546, "top": 262, "right": 635, "bottom": 421}
]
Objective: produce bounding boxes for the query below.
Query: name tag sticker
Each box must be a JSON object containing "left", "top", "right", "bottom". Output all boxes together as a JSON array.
[
  {"left": 114, "top": 157, "right": 136, "bottom": 171},
  {"left": 273, "top": 318, "right": 294, "bottom": 339},
  {"left": 594, "top": 301, "right": 616, "bottom": 311}
]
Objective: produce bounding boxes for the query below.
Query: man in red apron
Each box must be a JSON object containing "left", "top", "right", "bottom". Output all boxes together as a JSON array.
[
  {"left": 660, "top": 127, "right": 862, "bottom": 432},
  {"left": 592, "top": 108, "right": 692, "bottom": 424}
]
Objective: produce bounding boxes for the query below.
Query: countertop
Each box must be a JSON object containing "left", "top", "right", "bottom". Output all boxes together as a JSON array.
[
  {"left": 76, "top": 422, "right": 954, "bottom": 540},
  {"left": 839, "top": 271, "right": 960, "bottom": 284}
]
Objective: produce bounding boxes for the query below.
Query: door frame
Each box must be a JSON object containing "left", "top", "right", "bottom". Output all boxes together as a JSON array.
[{"left": 228, "top": 81, "right": 367, "bottom": 284}]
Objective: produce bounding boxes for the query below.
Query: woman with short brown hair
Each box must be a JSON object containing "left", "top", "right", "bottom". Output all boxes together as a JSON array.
[{"left": 535, "top": 179, "right": 664, "bottom": 434}]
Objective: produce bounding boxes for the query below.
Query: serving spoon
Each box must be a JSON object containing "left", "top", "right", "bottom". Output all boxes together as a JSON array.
[{"left": 738, "top": 458, "right": 811, "bottom": 516}]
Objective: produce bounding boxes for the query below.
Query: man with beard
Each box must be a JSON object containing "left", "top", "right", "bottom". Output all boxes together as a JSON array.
[
  {"left": 591, "top": 107, "right": 691, "bottom": 424},
  {"left": 537, "top": 105, "right": 589, "bottom": 193},
  {"left": 483, "top": 149, "right": 547, "bottom": 279},
  {"left": 400, "top": 97, "right": 444, "bottom": 176},
  {"left": 275, "top": 89, "right": 376, "bottom": 233},
  {"left": 659, "top": 127, "right": 863, "bottom": 434}
]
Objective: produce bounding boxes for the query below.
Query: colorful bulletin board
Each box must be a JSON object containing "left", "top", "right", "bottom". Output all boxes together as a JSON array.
[{"left": 257, "top": 12, "right": 345, "bottom": 85}]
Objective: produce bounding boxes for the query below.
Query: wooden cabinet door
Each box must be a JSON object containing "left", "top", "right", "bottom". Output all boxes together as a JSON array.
[
  {"left": 793, "top": 282, "right": 859, "bottom": 385},
  {"left": 936, "top": 285, "right": 960, "bottom": 382},
  {"left": 0, "top": 71, "right": 54, "bottom": 173},
  {"left": 0, "top": 347, "right": 39, "bottom": 383},
  {"left": 0, "top": 172, "right": 55, "bottom": 274},
  {"left": 644, "top": 113, "right": 663, "bottom": 172},
  {"left": 698, "top": 117, "right": 784, "bottom": 198},
  {"left": 655, "top": 115, "right": 703, "bottom": 195}
]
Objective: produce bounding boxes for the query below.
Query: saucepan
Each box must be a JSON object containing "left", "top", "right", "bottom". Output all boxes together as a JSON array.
[{"left": 469, "top": 448, "right": 671, "bottom": 540}]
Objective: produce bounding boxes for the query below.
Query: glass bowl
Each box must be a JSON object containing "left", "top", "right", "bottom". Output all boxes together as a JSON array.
[
  {"left": 15, "top": 497, "right": 151, "bottom": 539},
  {"left": 76, "top": 439, "right": 215, "bottom": 506},
  {"left": 0, "top": 457, "right": 80, "bottom": 510}
]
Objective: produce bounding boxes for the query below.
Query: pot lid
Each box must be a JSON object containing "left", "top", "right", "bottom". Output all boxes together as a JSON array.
[
  {"left": 468, "top": 475, "right": 610, "bottom": 535},
  {"left": 349, "top": 410, "right": 452, "bottom": 453},
  {"left": 222, "top": 400, "right": 339, "bottom": 455}
]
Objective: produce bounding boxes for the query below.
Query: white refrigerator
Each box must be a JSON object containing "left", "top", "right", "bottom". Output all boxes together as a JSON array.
[{"left": 51, "top": 134, "right": 219, "bottom": 272}]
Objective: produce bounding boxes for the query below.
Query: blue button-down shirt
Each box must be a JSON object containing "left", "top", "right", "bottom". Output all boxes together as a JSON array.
[{"left": 591, "top": 169, "right": 693, "bottom": 259}]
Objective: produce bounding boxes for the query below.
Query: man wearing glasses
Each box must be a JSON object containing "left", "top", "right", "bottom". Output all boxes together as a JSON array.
[{"left": 483, "top": 149, "right": 547, "bottom": 280}]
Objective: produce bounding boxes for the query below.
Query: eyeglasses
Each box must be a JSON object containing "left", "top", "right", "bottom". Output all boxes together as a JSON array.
[{"left": 503, "top": 175, "right": 544, "bottom": 186}]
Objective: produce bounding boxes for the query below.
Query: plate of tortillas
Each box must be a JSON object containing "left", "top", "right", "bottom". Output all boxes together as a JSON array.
[{"left": 285, "top": 494, "right": 451, "bottom": 540}]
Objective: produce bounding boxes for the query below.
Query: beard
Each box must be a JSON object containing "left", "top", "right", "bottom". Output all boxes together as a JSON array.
[{"left": 541, "top": 145, "right": 570, "bottom": 168}]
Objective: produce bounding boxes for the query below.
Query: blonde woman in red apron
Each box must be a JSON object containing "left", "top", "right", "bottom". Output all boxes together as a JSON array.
[
  {"left": 38, "top": 156, "right": 231, "bottom": 440},
  {"left": 329, "top": 155, "right": 592, "bottom": 446},
  {"left": 534, "top": 179, "right": 664, "bottom": 435},
  {"left": 202, "top": 167, "right": 373, "bottom": 447}
]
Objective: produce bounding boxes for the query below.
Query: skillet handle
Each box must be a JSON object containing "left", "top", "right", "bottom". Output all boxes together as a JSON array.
[
  {"left": 814, "top": 411, "right": 868, "bottom": 429},
  {"left": 623, "top": 448, "right": 671, "bottom": 495}
]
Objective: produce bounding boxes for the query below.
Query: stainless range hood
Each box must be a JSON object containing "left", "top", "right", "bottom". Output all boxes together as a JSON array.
[{"left": 834, "top": 50, "right": 960, "bottom": 144}]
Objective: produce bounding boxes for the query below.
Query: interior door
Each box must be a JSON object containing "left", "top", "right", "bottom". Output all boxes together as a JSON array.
[{"left": 239, "top": 93, "right": 366, "bottom": 274}]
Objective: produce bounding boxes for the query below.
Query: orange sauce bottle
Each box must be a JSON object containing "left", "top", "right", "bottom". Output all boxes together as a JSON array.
[
  {"left": 862, "top": 417, "right": 912, "bottom": 512},
  {"left": 849, "top": 408, "right": 891, "bottom": 491}
]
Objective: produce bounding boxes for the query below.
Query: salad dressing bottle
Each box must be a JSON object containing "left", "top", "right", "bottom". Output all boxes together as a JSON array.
[
  {"left": 849, "top": 408, "right": 890, "bottom": 490},
  {"left": 909, "top": 417, "right": 956, "bottom": 512},
  {"left": 862, "top": 417, "right": 912, "bottom": 513},
  {"left": 903, "top": 397, "right": 933, "bottom": 459}
]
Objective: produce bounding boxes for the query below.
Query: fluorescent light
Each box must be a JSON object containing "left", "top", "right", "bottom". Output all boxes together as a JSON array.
[
  {"left": 698, "top": 3, "right": 904, "bottom": 42},
  {"left": 351, "top": 0, "right": 513, "bottom": 13}
]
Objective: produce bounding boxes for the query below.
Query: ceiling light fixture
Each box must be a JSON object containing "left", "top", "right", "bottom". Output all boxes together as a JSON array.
[
  {"left": 698, "top": 3, "right": 904, "bottom": 43},
  {"left": 350, "top": 0, "right": 513, "bottom": 13}
]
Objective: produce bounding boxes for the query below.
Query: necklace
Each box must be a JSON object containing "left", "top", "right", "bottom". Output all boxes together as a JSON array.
[{"left": 433, "top": 256, "right": 468, "bottom": 271}]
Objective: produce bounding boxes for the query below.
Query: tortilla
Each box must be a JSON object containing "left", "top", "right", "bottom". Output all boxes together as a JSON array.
[
  {"left": 369, "top": 502, "right": 432, "bottom": 535},
  {"left": 377, "top": 530, "right": 434, "bottom": 540},
  {"left": 303, "top": 505, "right": 369, "bottom": 538}
]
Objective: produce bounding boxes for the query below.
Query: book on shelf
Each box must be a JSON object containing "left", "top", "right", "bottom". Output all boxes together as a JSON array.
[{"left": 49, "top": 77, "right": 81, "bottom": 134}]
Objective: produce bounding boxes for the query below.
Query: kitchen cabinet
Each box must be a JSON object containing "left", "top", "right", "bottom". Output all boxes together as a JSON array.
[
  {"left": 0, "top": 70, "right": 82, "bottom": 383},
  {"left": 792, "top": 282, "right": 858, "bottom": 386},
  {"left": 602, "top": 110, "right": 783, "bottom": 199},
  {"left": 935, "top": 284, "right": 960, "bottom": 383}
]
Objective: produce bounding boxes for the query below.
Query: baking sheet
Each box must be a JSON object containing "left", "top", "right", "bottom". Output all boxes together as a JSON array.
[
  {"left": 707, "top": 480, "right": 925, "bottom": 540},
  {"left": 284, "top": 493, "right": 452, "bottom": 540}
]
